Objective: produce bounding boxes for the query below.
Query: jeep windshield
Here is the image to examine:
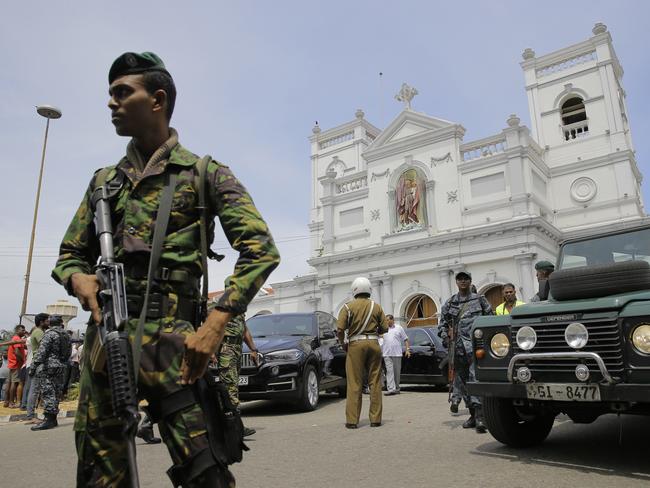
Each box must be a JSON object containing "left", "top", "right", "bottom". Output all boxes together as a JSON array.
[
  {"left": 246, "top": 315, "right": 313, "bottom": 337},
  {"left": 559, "top": 227, "right": 650, "bottom": 269}
]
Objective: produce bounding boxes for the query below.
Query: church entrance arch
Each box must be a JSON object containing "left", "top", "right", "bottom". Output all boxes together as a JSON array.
[
  {"left": 403, "top": 294, "right": 438, "bottom": 327},
  {"left": 480, "top": 284, "right": 504, "bottom": 311}
]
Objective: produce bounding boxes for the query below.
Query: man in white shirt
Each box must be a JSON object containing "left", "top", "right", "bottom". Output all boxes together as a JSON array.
[{"left": 381, "top": 315, "right": 410, "bottom": 395}]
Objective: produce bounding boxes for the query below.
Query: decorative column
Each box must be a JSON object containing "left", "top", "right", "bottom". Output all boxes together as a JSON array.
[
  {"left": 438, "top": 269, "right": 452, "bottom": 302},
  {"left": 319, "top": 283, "right": 333, "bottom": 314},
  {"left": 503, "top": 114, "right": 528, "bottom": 217},
  {"left": 425, "top": 180, "right": 436, "bottom": 231},
  {"left": 370, "top": 278, "right": 382, "bottom": 306},
  {"left": 514, "top": 254, "right": 535, "bottom": 302},
  {"left": 380, "top": 275, "right": 394, "bottom": 315},
  {"left": 319, "top": 169, "right": 337, "bottom": 253}
]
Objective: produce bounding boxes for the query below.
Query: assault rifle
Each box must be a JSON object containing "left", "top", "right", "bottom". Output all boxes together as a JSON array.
[
  {"left": 92, "top": 184, "right": 140, "bottom": 488},
  {"left": 446, "top": 314, "right": 458, "bottom": 403}
]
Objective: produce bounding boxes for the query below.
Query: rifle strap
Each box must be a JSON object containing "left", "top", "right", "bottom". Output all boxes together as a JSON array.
[
  {"left": 132, "top": 170, "right": 178, "bottom": 379},
  {"left": 197, "top": 155, "right": 211, "bottom": 323}
]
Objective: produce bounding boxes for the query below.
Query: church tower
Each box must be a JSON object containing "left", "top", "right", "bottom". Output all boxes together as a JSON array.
[{"left": 521, "top": 22, "right": 643, "bottom": 230}]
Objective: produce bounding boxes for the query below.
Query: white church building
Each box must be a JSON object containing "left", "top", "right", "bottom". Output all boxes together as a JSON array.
[{"left": 245, "top": 23, "right": 646, "bottom": 326}]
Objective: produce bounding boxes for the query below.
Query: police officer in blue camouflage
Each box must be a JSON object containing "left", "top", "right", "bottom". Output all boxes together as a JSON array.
[
  {"left": 438, "top": 271, "right": 492, "bottom": 433},
  {"left": 30, "top": 315, "right": 71, "bottom": 431}
]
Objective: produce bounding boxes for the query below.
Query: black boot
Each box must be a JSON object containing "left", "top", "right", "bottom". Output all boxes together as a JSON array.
[
  {"left": 462, "top": 408, "right": 476, "bottom": 429},
  {"left": 450, "top": 399, "right": 460, "bottom": 414},
  {"left": 474, "top": 406, "right": 487, "bottom": 434},
  {"left": 243, "top": 426, "right": 256, "bottom": 437},
  {"left": 31, "top": 413, "right": 58, "bottom": 431},
  {"left": 137, "top": 425, "right": 162, "bottom": 444}
]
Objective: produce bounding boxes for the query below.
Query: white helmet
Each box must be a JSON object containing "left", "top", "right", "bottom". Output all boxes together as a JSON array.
[{"left": 351, "top": 277, "right": 372, "bottom": 297}]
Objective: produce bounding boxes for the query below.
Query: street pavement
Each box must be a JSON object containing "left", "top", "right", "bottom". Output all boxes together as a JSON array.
[{"left": 1, "top": 387, "right": 649, "bottom": 487}]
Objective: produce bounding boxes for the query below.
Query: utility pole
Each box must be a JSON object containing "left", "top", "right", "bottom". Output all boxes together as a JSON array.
[{"left": 20, "top": 105, "right": 62, "bottom": 319}]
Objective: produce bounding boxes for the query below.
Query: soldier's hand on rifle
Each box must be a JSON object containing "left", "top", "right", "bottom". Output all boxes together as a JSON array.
[
  {"left": 181, "top": 309, "right": 231, "bottom": 385},
  {"left": 71, "top": 273, "right": 102, "bottom": 324}
]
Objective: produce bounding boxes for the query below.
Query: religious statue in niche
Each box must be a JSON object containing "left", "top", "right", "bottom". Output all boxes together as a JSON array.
[{"left": 396, "top": 169, "right": 425, "bottom": 231}]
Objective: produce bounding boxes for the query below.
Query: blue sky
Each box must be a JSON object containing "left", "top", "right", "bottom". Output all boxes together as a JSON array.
[{"left": 1, "top": 1, "right": 649, "bottom": 329}]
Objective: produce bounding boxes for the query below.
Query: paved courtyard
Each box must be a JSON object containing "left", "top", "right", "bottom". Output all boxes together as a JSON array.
[{"left": 2, "top": 387, "right": 649, "bottom": 487}]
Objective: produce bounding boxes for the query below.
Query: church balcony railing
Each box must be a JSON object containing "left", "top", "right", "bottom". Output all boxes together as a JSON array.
[
  {"left": 319, "top": 130, "right": 355, "bottom": 149},
  {"left": 336, "top": 174, "right": 368, "bottom": 194},
  {"left": 562, "top": 119, "right": 589, "bottom": 141},
  {"left": 535, "top": 51, "right": 596, "bottom": 78},
  {"left": 461, "top": 136, "right": 508, "bottom": 162}
]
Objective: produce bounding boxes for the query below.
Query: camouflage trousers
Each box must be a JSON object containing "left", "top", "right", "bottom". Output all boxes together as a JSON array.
[
  {"left": 74, "top": 318, "right": 235, "bottom": 488},
  {"left": 450, "top": 350, "right": 481, "bottom": 408},
  {"left": 217, "top": 342, "right": 242, "bottom": 409},
  {"left": 36, "top": 369, "right": 63, "bottom": 415}
]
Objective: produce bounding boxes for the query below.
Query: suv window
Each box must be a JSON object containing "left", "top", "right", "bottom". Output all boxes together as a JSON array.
[
  {"left": 247, "top": 315, "right": 314, "bottom": 337},
  {"left": 406, "top": 328, "right": 431, "bottom": 346}
]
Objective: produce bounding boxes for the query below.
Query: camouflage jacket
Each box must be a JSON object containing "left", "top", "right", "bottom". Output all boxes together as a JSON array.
[
  {"left": 438, "top": 292, "right": 493, "bottom": 341},
  {"left": 51, "top": 132, "right": 280, "bottom": 315},
  {"left": 33, "top": 326, "right": 68, "bottom": 373}
]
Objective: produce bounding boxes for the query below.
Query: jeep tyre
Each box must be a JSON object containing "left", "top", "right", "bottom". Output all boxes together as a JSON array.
[
  {"left": 482, "top": 397, "right": 555, "bottom": 447},
  {"left": 297, "top": 364, "right": 319, "bottom": 412},
  {"left": 549, "top": 260, "right": 650, "bottom": 301}
]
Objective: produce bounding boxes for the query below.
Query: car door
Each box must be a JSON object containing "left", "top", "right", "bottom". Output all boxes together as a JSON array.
[
  {"left": 315, "top": 312, "right": 344, "bottom": 388},
  {"left": 404, "top": 327, "right": 436, "bottom": 377}
]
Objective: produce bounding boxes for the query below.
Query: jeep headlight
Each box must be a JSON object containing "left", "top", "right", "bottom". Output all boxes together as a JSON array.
[
  {"left": 516, "top": 326, "right": 537, "bottom": 351},
  {"left": 632, "top": 324, "right": 650, "bottom": 354},
  {"left": 264, "top": 349, "right": 303, "bottom": 362},
  {"left": 565, "top": 322, "right": 588, "bottom": 349},
  {"left": 490, "top": 333, "right": 510, "bottom": 358}
]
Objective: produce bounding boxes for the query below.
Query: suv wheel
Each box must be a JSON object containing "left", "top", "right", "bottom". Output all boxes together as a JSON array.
[
  {"left": 483, "top": 397, "right": 555, "bottom": 447},
  {"left": 298, "top": 365, "right": 319, "bottom": 411}
]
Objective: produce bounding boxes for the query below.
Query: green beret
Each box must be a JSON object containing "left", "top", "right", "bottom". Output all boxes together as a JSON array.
[
  {"left": 455, "top": 271, "right": 472, "bottom": 280},
  {"left": 535, "top": 260, "right": 555, "bottom": 271},
  {"left": 109, "top": 52, "right": 171, "bottom": 83}
]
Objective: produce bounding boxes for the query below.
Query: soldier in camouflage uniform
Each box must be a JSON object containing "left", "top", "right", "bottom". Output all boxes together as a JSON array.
[
  {"left": 217, "top": 314, "right": 259, "bottom": 437},
  {"left": 438, "top": 271, "right": 493, "bottom": 433},
  {"left": 52, "top": 52, "right": 280, "bottom": 487},
  {"left": 30, "top": 315, "right": 70, "bottom": 431}
]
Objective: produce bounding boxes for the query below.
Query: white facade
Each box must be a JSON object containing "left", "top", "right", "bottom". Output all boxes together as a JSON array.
[{"left": 247, "top": 24, "right": 647, "bottom": 324}]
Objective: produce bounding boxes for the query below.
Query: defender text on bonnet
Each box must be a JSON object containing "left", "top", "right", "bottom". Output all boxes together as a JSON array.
[{"left": 469, "top": 225, "right": 650, "bottom": 447}]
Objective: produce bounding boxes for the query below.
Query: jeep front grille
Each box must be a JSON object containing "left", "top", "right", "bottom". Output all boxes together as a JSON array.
[{"left": 511, "top": 318, "right": 624, "bottom": 379}]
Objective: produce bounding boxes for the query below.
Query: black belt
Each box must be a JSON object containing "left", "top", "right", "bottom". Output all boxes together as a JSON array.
[
  {"left": 223, "top": 335, "right": 242, "bottom": 345},
  {"left": 126, "top": 293, "right": 200, "bottom": 323},
  {"left": 125, "top": 266, "right": 193, "bottom": 283}
]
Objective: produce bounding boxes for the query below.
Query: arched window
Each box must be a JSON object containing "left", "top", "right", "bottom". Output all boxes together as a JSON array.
[
  {"left": 561, "top": 97, "right": 588, "bottom": 140},
  {"left": 404, "top": 294, "right": 438, "bottom": 327}
]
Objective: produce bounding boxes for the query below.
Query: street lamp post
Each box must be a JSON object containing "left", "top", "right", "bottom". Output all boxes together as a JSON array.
[{"left": 20, "top": 105, "right": 62, "bottom": 320}]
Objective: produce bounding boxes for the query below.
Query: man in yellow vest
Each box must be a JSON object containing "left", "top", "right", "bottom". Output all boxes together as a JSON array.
[
  {"left": 336, "top": 277, "right": 389, "bottom": 429},
  {"left": 495, "top": 283, "right": 525, "bottom": 315}
]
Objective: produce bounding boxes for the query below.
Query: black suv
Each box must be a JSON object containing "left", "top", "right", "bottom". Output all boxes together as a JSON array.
[{"left": 238, "top": 312, "right": 346, "bottom": 411}]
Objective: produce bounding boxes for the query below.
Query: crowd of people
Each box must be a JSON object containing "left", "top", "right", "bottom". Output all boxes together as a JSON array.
[
  {"left": 335, "top": 259, "right": 555, "bottom": 432},
  {"left": 0, "top": 313, "right": 82, "bottom": 431}
]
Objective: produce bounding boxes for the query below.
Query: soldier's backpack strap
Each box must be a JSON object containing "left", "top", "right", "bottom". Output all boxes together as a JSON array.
[{"left": 132, "top": 170, "right": 178, "bottom": 378}]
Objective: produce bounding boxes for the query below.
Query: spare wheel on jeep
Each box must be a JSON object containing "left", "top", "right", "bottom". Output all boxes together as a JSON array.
[{"left": 550, "top": 260, "right": 650, "bottom": 301}]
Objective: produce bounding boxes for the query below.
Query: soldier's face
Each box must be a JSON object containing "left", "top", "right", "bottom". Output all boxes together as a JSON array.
[
  {"left": 456, "top": 277, "right": 471, "bottom": 292},
  {"left": 108, "top": 75, "right": 158, "bottom": 137}
]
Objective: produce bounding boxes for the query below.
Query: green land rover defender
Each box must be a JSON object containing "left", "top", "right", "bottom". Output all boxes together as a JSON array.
[{"left": 469, "top": 224, "right": 650, "bottom": 447}]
